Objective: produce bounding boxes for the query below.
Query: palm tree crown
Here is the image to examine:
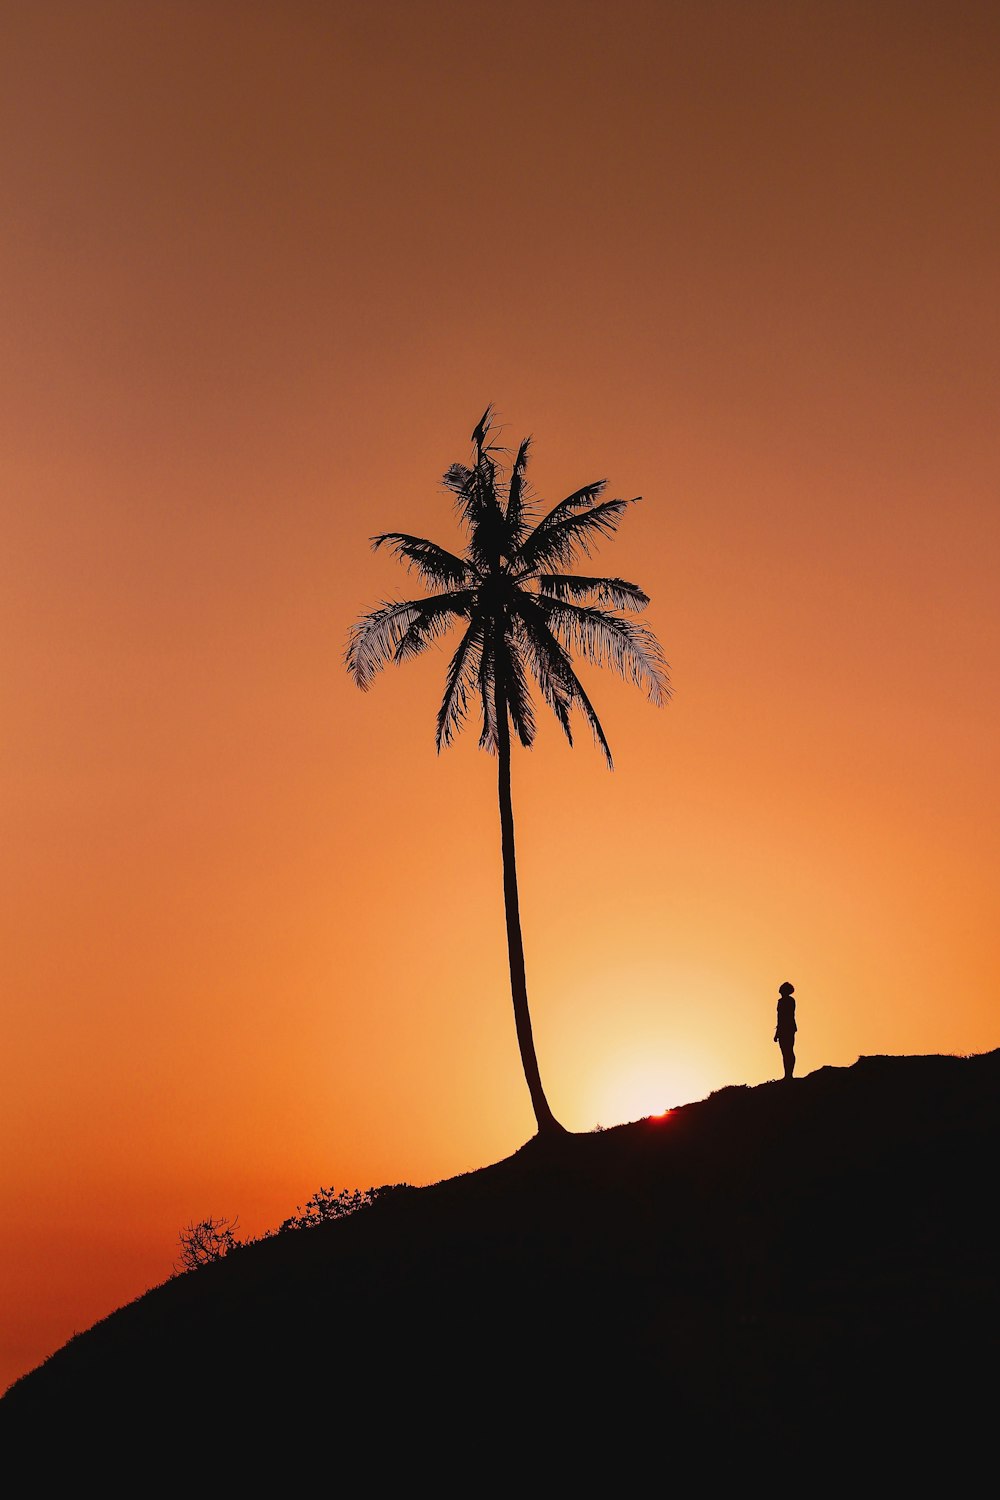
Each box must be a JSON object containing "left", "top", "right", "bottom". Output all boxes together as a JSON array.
[
  {"left": 347, "top": 407, "right": 668, "bottom": 763},
  {"left": 347, "top": 408, "right": 668, "bottom": 1138}
]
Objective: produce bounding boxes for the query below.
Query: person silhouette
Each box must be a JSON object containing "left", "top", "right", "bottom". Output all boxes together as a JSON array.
[{"left": 774, "top": 981, "right": 797, "bottom": 1080}]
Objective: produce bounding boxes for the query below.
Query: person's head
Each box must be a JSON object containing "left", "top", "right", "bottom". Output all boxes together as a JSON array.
[{"left": 778, "top": 981, "right": 795, "bottom": 997}]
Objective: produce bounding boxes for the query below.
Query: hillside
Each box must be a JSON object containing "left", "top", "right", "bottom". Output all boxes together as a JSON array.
[{"left": 3, "top": 1051, "right": 997, "bottom": 1476}]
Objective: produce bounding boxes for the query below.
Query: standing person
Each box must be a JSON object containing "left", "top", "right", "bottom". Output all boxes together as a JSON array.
[{"left": 774, "top": 981, "right": 797, "bottom": 1080}]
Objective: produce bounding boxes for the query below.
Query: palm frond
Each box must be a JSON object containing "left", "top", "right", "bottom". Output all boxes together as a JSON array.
[
  {"left": 513, "top": 498, "right": 636, "bottom": 576},
  {"left": 436, "top": 620, "right": 485, "bottom": 751},
  {"left": 392, "top": 590, "right": 474, "bottom": 665},
  {"left": 371, "top": 533, "right": 478, "bottom": 590},
  {"left": 536, "top": 480, "right": 608, "bottom": 530},
  {"left": 516, "top": 603, "right": 614, "bottom": 767},
  {"left": 513, "top": 613, "right": 574, "bottom": 748},
  {"left": 347, "top": 593, "right": 470, "bottom": 689},
  {"left": 347, "top": 599, "right": 422, "bottom": 689},
  {"left": 471, "top": 404, "right": 494, "bottom": 452},
  {"left": 536, "top": 597, "right": 669, "bottom": 705},
  {"left": 442, "top": 462, "right": 474, "bottom": 498},
  {"left": 559, "top": 654, "right": 614, "bottom": 769},
  {"left": 504, "top": 437, "right": 532, "bottom": 554},
  {"left": 499, "top": 630, "right": 536, "bottom": 749},
  {"left": 535, "top": 574, "right": 649, "bottom": 611}
]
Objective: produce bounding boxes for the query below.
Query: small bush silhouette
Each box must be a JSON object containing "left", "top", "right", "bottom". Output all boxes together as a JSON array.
[
  {"left": 277, "top": 1185, "right": 389, "bottom": 1234},
  {"left": 175, "top": 1215, "right": 241, "bottom": 1272}
]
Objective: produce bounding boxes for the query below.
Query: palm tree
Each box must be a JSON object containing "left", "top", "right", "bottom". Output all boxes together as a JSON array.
[{"left": 347, "top": 408, "right": 668, "bottom": 1138}]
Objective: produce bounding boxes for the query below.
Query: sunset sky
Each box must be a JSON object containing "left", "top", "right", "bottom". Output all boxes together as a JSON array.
[{"left": 3, "top": 0, "right": 998, "bottom": 1392}]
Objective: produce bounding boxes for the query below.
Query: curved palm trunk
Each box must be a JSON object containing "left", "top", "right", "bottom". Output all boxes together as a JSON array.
[{"left": 495, "top": 680, "right": 566, "bottom": 1138}]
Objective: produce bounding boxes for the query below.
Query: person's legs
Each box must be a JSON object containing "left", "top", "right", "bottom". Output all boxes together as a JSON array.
[{"left": 780, "top": 1038, "right": 795, "bottom": 1080}]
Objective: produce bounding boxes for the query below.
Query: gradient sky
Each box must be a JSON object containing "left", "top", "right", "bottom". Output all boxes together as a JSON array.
[{"left": 3, "top": 0, "right": 998, "bottom": 1392}]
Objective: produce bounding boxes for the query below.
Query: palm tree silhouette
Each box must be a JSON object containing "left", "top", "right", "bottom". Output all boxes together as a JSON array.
[{"left": 347, "top": 408, "right": 668, "bottom": 1137}]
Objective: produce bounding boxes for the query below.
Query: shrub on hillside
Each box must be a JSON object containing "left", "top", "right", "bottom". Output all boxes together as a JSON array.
[
  {"left": 175, "top": 1215, "right": 241, "bottom": 1272},
  {"left": 277, "top": 1184, "right": 395, "bottom": 1234}
]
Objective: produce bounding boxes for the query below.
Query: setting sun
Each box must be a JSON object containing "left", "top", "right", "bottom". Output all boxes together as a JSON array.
[{"left": 590, "top": 1054, "right": 711, "bottom": 1128}]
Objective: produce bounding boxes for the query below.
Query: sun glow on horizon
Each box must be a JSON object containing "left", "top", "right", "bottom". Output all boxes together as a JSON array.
[{"left": 589, "top": 1054, "right": 711, "bottom": 1129}]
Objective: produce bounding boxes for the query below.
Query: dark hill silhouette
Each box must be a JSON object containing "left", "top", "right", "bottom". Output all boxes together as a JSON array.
[{"left": 3, "top": 1052, "right": 997, "bottom": 1480}]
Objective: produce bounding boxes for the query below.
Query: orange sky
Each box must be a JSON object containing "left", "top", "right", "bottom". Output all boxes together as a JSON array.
[{"left": 3, "top": 0, "right": 998, "bottom": 1392}]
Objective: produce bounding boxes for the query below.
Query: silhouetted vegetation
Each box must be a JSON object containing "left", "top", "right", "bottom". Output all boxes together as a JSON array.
[
  {"left": 175, "top": 1184, "right": 401, "bottom": 1272},
  {"left": 175, "top": 1215, "right": 240, "bottom": 1272},
  {"left": 347, "top": 408, "right": 668, "bottom": 1136},
  {"left": 274, "top": 1183, "right": 397, "bottom": 1234}
]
